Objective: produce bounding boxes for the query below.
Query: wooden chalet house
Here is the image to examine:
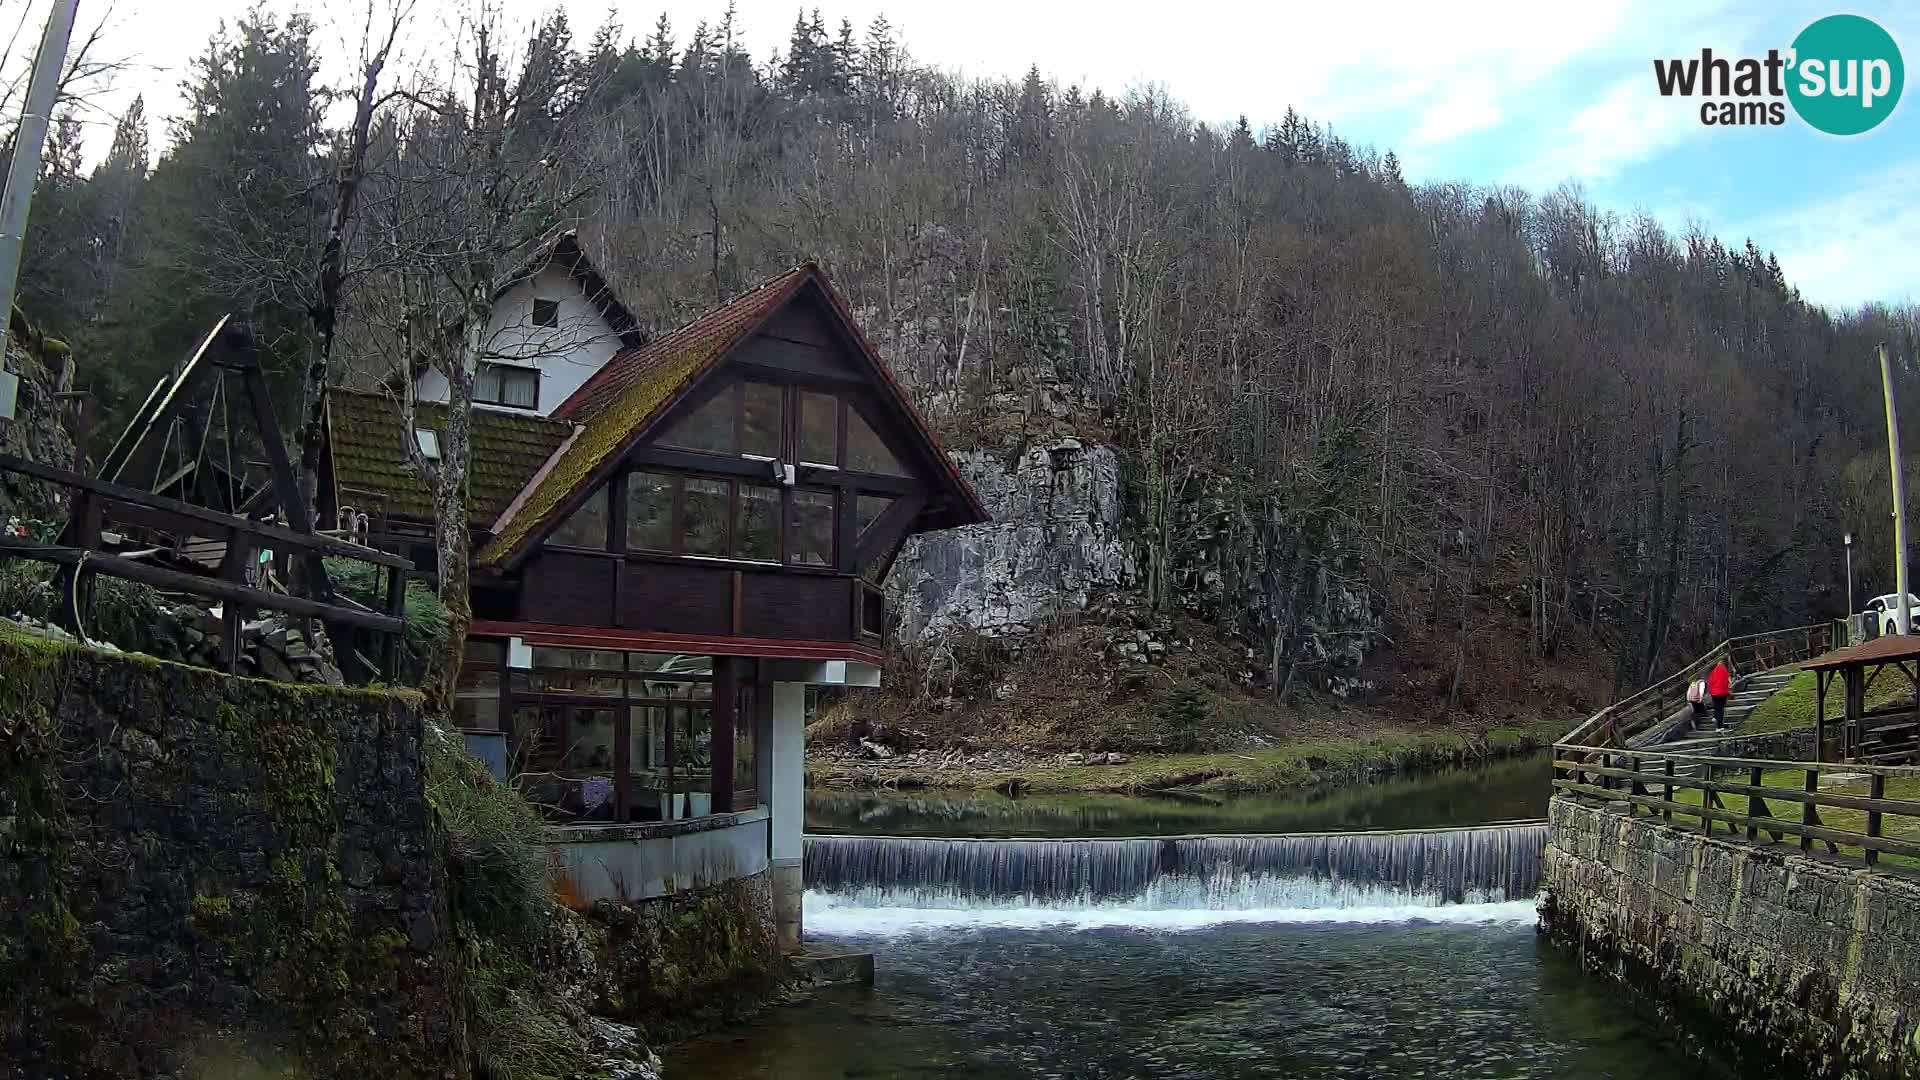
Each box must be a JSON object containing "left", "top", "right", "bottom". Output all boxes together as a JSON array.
[{"left": 319, "top": 240, "right": 987, "bottom": 945}]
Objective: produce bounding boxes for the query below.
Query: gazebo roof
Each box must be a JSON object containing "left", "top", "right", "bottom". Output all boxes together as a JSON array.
[{"left": 1803, "top": 634, "right": 1920, "bottom": 672}]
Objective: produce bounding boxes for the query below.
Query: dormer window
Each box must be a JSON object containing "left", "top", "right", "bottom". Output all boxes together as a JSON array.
[
  {"left": 475, "top": 361, "right": 539, "bottom": 409},
  {"left": 531, "top": 297, "right": 560, "bottom": 328}
]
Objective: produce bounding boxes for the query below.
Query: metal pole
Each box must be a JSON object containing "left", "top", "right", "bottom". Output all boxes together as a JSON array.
[
  {"left": 1882, "top": 343, "right": 1912, "bottom": 635},
  {"left": 1845, "top": 535, "right": 1855, "bottom": 619},
  {"left": 0, "top": 0, "right": 81, "bottom": 336}
]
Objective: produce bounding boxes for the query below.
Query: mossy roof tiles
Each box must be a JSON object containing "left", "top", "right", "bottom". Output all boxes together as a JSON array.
[
  {"left": 476, "top": 267, "right": 812, "bottom": 565},
  {"left": 326, "top": 387, "right": 571, "bottom": 522}
]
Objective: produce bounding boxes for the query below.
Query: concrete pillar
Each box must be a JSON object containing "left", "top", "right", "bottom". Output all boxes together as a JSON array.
[{"left": 769, "top": 681, "right": 806, "bottom": 951}]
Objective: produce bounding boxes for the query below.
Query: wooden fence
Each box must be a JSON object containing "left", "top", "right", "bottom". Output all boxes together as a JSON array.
[
  {"left": 0, "top": 451, "right": 408, "bottom": 680},
  {"left": 1553, "top": 747, "right": 1920, "bottom": 868},
  {"left": 1558, "top": 622, "right": 1840, "bottom": 749}
]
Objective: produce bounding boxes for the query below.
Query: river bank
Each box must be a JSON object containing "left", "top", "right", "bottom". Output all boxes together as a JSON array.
[{"left": 805, "top": 716, "right": 1566, "bottom": 795}]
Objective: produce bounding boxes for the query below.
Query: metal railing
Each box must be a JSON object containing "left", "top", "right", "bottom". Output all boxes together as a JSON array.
[
  {"left": 1553, "top": 746, "right": 1920, "bottom": 868},
  {"left": 1558, "top": 623, "right": 1838, "bottom": 749}
]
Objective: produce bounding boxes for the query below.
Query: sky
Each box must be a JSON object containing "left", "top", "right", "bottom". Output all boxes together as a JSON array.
[{"left": 13, "top": 0, "right": 1920, "bottom": 310}]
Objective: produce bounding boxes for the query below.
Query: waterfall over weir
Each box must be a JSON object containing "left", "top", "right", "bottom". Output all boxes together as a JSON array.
[{"left": 803, "top": 822, "right": 1547, "bottom": 912}]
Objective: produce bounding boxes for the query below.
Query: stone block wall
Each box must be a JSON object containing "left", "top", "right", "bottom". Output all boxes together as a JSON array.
[
  {"left": 0, "top": 631, "right": 460, "bottom": 1079},
  {"left": 1542, "top": 796, "right": 1920, "bottom": 1079}
]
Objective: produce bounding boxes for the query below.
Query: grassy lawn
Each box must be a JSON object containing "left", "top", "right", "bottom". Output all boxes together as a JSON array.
[{"left": 1743, "top": 668, "right": 1916, "bottom": 734}]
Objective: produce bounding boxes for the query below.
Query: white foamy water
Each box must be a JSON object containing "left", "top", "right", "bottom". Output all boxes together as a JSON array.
[{"left": 805, "top": 890, "right": 1538, "bottom": 935}]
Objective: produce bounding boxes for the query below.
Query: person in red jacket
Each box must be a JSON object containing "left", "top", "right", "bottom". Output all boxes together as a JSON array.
[{"left": 1707, "top": 661, "right": 1733, "bottom": 729}]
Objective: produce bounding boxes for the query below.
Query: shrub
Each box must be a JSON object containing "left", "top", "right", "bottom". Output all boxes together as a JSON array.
[
  {"left": 0, "top": 559, "right": 196, "bottom": 660},
  {"left": 1150, "top": 680, "right": 1211, "bottom": 752},
  {"left": 324, "top": 557, "right": 447, "bottom": 685},
  {"left": 456, "top": 953, "right": 585, "bottom": 1080},
  {"left": 425, "top": 726, "right": 550, "bottom": 946}
]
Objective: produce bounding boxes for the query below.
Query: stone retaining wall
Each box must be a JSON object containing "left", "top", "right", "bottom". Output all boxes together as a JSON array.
[
  {"left": 1542, "top": 796, "right": 1920, "bottom": 1079},
  {"left": 0, "top": 631, "right": 458, "bottom": 1079}
]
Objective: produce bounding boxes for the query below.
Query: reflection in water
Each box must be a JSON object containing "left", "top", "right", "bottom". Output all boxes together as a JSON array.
[
  {"left": 669, "top": 916, "right": 1699, "bottom": 1079},
  {"left": 805, "top": 753, "right": 1552, "bottom": 838}
]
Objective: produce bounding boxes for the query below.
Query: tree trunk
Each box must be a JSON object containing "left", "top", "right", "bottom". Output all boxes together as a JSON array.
[
  {"left": 296, "top": 40, "right": 391, "bottom": 529},
  {"left": 427, "top": 275, "right": 490, "bottom": 718}
]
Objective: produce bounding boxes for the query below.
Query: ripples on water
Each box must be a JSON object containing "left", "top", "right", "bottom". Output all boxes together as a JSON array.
[{"left": 669, "top": 906, "right": 1689, "bottom": 1079}]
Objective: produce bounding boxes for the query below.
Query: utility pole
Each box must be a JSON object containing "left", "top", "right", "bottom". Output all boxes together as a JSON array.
[
  {"left": 1882, "top": 343, "right": 1912, "bottom": 635},
  {"left": 0, "top": 0, "right": 81, "bottom": 334}
]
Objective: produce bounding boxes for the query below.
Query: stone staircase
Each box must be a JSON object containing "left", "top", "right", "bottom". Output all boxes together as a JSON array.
[{"left": 1660, "top": 668, "right": 1801, "bottom": 752}]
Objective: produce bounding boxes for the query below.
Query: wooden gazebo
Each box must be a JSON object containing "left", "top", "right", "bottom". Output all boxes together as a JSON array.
[{"left": 1803, "top": 635, "right": 1920, "bottom": 763}]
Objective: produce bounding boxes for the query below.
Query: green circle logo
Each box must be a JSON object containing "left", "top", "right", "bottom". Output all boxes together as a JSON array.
[{"left": 1788, "top": 14, "right": 1904, "bottom": 135}]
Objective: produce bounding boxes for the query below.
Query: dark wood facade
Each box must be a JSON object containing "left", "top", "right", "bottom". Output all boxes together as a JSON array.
[
  {"left": 337, "top": 262, "right": 986, "bottom": 828},
  {"left": 481, "top": 288, "right": 952, "bottom": 655}
]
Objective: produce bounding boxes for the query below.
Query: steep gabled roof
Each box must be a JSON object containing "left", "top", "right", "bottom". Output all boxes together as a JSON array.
[
  {"left": 477, "top": 262, "right": 988, "bottom": 568},
  {"left": 327, "top": 387, "right": 572, "bottom": 522},
  {"left": 503, "top": 230, "right": 645, "bottom": 350}
]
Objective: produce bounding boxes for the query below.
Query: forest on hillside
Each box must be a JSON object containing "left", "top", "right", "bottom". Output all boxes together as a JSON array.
[{"left": 11, "top": 4, "right": 1920, "bottom": 705}]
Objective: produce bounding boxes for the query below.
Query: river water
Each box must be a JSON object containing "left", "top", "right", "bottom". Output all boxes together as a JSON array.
[
  {"left": 803, "top": 753, "right": 1552, "bottom": 838},
  {"left": 669, "top": 757, "right": 1700, "bottom": 1079}
]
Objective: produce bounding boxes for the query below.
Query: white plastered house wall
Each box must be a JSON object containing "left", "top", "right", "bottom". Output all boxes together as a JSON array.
[{"left": 413, "top": 263, "right": 624, "bottom": 417}]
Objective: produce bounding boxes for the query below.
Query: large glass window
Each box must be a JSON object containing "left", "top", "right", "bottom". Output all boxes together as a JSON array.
[
  {"left": 454, "top": 639, "right": 503, "bottom": 731},
  {"left": 737, "top": 484, "right": 781, "bottom": 562},
  {"left": 793, "top": 490, "right": 835, "bottom": 566},
  {"left": 799, "top": 391, "right": 839, "bottom": 465},
  {"left": 856, "top": 494, "right": 893, "bottom": 540},
  {"left": 548, "top": 487, "right": 609, "bottom": 548},
  {"left": 625, "top": 471, "right": 674, "bottom": 552},
  {"left": 743, "top": 383, "right": 784, "bottom": 458},
  {"left": 683, "top": 479, "right": 729, "bottom": 556},
  {"left": 846, "top": 408, "right": 906, "bottom": 475},
  {"left": 658, "top": 389, "right": 735, "bottom": 454},
  {"left": 506, "top": 648, "right": 754, "bottom": 826}
]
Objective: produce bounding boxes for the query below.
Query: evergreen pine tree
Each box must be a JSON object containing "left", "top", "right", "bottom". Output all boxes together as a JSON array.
[
  {"left": 1381, "top": 150, "right": 1405, "bottom": 187},
  {"left": 644, "top": 13, "right": 676, "bottom": 82},
  {"left": 1228, "top": 114, "right": 1255, "bottom": 153}
]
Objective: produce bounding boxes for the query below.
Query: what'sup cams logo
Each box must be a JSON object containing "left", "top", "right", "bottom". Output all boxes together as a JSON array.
[{"left": 1654, "top": 14, "right": 1903, "bottom": 135}]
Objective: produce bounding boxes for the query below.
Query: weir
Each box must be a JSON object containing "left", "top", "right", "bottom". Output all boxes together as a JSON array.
[{"left": 804, "top": 821, "right": 1546, "bottom": 909}]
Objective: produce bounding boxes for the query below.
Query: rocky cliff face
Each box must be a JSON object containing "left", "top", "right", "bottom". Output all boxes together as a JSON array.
[
  {"left": 889, "top": 438, "right": 1136, "bottom": 640},
  {"left": 888, "top": 433, "right": 1383, "bottom": 691}
]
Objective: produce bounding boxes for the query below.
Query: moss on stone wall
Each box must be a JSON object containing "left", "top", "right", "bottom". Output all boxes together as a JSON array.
[
  {"left": 591, "top": 873, "right": 787, "bottom": 1043},
  {"left": 0, "top": 629, "right": 460, "bottom": 1079}
]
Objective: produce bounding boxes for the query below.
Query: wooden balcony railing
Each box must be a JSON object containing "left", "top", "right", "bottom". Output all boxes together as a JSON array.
[{"left": 1553, "top": 746, "right": 1920, "bottom": 868}]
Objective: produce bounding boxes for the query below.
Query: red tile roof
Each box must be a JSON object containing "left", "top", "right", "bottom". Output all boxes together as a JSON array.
[{"left": 479, "top": 263, "right": 988, "bottom": 568}]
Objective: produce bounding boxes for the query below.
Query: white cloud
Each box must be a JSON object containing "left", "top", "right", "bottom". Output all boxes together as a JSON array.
[
  {"left": 1726, "top": 159, "right": 1920, "bottom": 310},
  {"left": 1409, "top": 72, "right": 1504, "bottom": 145},
  {"left": 1504, "top": 74, "right": 1701, "bottom": 189}
]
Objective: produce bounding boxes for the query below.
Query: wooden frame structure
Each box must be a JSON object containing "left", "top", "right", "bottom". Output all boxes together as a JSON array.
[
  {"left": 1, "top": 316, "right": 409, "bottom": 681},
  {"left": 1803, "top": 635, "right": 1920, "bottom": 765},
  {"left": 0, "top": 453, "right": 408, "bottom": 678}
]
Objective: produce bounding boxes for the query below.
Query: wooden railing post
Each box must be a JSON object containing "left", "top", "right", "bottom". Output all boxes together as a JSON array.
[
  {"left": 1663, "top": 758, "right": 1675, "bottom": 824},
  {"left": 1867, "top": 773, "right": 1886, "bottom": 867},
  {"left": 1747, "top": 765, "right": 1764, "bottom": 843},
  {"left": 1801, "top": 769, "right": 1818, "bottom": 853},
  {"left": 381, "top": 564, "right": 405, "bottom": 680},
  {"left": 1702, "top": 762, "right": 1716, "bottom": 835}
]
